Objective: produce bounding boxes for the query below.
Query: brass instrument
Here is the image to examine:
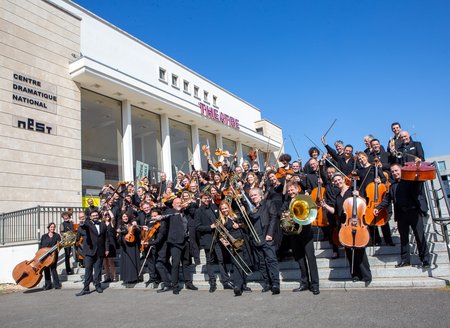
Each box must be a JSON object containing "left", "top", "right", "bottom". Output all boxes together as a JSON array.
[
  {"left": 280, "top": 210, "right": 302, "bottom": 235},
  {"left": 289, "top": 195, "right": 318, "bottom": 226},
  {"left": 215, "top": 219, "right": 244, "bottom": 250}
]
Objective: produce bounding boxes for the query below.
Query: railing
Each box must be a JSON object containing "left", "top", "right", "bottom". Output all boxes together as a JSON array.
[{"left": 0, "top": 206, "right": 84, "bottom": 245}]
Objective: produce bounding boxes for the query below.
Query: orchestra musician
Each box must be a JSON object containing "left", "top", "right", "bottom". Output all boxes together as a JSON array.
[
  {"left": 118, "top": 212, "right": 141, "bottom": 284},
  {"left": 387, "top": 122, "right": 403, "bottom": 162},
  {"left": 374, "top": 164, "right": 431, "bottom": 268},
  {"left": 40, "top": 222, "right": 62, "bottom": 290},
  {"left": 248, "top": 187, "right": 281, "bottom": 295},
  {"left": 102, "top": 211, "right": 117, "bottom": 283},
  {"left": 302, "top": 147, "right": 320, "bottom": 174},
  {"left": 321, "top": 174, "right": 372, "bottom": 285},
  {"left": 59, "top": 211, "right": 73, "bottom": 275},
  {"left": 282, "top": 182, "right": 320, "bottom": 295},
  {"left": 390, "top": 130, "right": 425, "bottom": 165},
  {"left": 322, "top": 136, "right": 355, "bottom": 176}
]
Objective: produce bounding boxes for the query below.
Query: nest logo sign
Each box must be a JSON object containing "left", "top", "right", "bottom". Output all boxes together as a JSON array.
[{"left": 13, "top": 116, "right": 56, "bottom": 135}]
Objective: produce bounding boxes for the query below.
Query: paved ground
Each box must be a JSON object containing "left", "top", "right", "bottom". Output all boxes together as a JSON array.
[{"left": 1, "top": 287, "right": 449, "bottom": 328}]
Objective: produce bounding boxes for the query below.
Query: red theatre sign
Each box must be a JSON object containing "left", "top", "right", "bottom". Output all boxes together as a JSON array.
[{"left": 199, "top": 102, "right": 240, "bottom": 130}]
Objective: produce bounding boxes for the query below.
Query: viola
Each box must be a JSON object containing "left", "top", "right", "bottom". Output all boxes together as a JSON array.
[
  {"left": 124, "top": 225, "right": 137, "bottom": 243},
  {"left": 140, "top": 222, "right": 161, "bottom": 252},
  {"left": 364, "top": 160, "right": 389, "bottom": 227},
  {"left": 339, "top": 179, "right": 370, "bottom": 248},
  {"left": 401, "top": 161, "right": 436, "bottom": 181},
  {"left": 311, "top": 178, "right": 328, "bottom": 227}
]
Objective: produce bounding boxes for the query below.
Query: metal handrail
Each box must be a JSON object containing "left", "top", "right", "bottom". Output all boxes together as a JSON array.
[{"left": 0, "top": 206, "right": 84, "bottom": 245}]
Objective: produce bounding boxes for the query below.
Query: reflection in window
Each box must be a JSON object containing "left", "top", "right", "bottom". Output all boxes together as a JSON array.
[
  {"left": 81, "top": 89, "right": 122, "bottom": 196},
  {"left": 242, "top": 144, "right": 253, "bottom": 164},
  {"left": 438, "top": 161, "right": 447, "bottom": 171},
  {"left": 222, "top": 138, "right": 236, "bottom": 158},
  {"left": 198, "top": 129, "right": 217, "bottom": 171},
  {"left": 169, "top": 119, "right": 192, "bottom": 178},
  {"left": 132, "top": 106, "right": 162, "bottom": 182}
]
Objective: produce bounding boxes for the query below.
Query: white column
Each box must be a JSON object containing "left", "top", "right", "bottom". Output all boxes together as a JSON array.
[
  {"left": 236, "top": 141, "right": 243, "bottom": 165},
  {"left": 160, "top": 114, "right": 172, "bottom": 181},
  {"left": 121, "top": 100, "right": 134, "bottom": 181},
  {"left": 191, "top": 125, "right": 201, "bottom": 171}
]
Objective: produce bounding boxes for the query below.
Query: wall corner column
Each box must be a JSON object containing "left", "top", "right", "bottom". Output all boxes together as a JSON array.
[
  {"left": 122, "top": 100, "right": 134, "bottom": 181},
  {"left": 160, "top": 114, "right": 172, "bottom": 181}
]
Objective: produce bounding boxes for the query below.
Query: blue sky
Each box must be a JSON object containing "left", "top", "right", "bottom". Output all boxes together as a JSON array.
[{"left": 72, "top": 0, "right": 450, "bottom": 160}]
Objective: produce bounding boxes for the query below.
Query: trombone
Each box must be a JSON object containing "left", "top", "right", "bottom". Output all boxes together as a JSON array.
[
  {"left": 214, "top": 219, "right": 252, "bottom": 276},
  {"left": 229, "top": 184, "right": 261, "bottom": 244}
]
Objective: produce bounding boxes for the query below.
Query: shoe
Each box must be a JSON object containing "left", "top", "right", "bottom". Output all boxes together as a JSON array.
[
  {"left": 242, "top": 286, "right": 252, "bottom": 293},
  {"left": 173, "top": 288, "right": 180, "bottom": 295},
  {"left": 102, "top": 278, "right": 112, "bottom": 283},
  {"left": 261, "top": 286, "right": 272, "bottom": 293},
  {"left": 185, "top": 282, "right": 198, "bottom": 290},
  {"left": 156, "top": 286, "right": 172, "bottom": 293},
  {"left": 331, "top": 253, "right": 339, "bottom": 259},
  {"left": 395, "top": 261, "right": 411, "bottom": 268},
  {"left": 352, "top": 277, "right": 360, "bottom": 282},
  {"left": 223, "top": 282, "right": 234, "bottom": 290},
  {"left": 194, "top": 258, "right": 201, "bottom": 265},
  {"left": 96, "top": 287, "right": 103, "bottom": 293},
  {"left": 234, "top": 287, "right": 242, "bottom": 296},
  {"left": 43, "top": 285, "right": 52, "bottom": 290},
  {"left": 54, "top": 285, "right": 62, "bottom": 290},
  {"left": 422, "top": 261, "right": 431, "bottom": 268},
  {"left": 209, "top": 284, "right": 217, "bottom": 293},
  {"left": 364, "top": 280, "right": 372, "bottom": 287},
  {"left": 271, "top": 287, "right": 280, "bottom": 295},
  {"left": 153, "top": 281, "right": 160, "bottom": 289},
  {"left": 311, "top": 288, "right": 320, "bottom": 295},
  {"left": 76, "top": 290, "right": 90, "bottom": 296},
  {"left": 293, "top": 284, "right": 309, "bottom": 292}
]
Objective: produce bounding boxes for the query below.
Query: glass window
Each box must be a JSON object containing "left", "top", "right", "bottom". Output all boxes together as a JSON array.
[
  {"left": 172, "top": 74, "right": 178, "bottom": 88},
  {"left": 438, "top": 161, "right": 447, "bottom": 171},
  {"left": 242, "top": 144, "right": 253, "bottom": 163},
  {"left": 159, "top": 68, "right": 166, "bottom": 81},
  {"left": 194, "top": 86, "right": 199, "bottom": 98},
  {"left": 204, "top": 90, "right": 209, "bottom": 102},
  {"left": 81, "top": 89, "right": 122, "bottom": 196},
  {"left": 183, "top": 80, "right": 189, "bottom": 93},
  {"left": 222, "top": 137, "right": 236, "bottom": 156},
  {"left": 169, "top": 119, "right": 192, "bottom": 178},
  {"left": 256, "top": 127, "right": 263, "bottom": 135},
  {"left": 132, "top": 106, "right": 162, "bottom": 182},
  {"left": 213, "top": 95, "right": 217, "bottom": 107},
  {"left": 198, "top": 129, "right": 217, "bottom": 171}
]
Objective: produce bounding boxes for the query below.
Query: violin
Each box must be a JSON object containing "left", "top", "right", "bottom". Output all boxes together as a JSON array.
[
  {"left": 401, "top": 161, "right": 436, "bottom": 181},
  {"left": 275, "top": 167, "right": 293, "bottom": 180},
  {"left": 248, "top": 149, "right": 258, "bottom": 162},
  {"left": 338, "top": 179, "right": 370, "bottom": 248},
  {"left": 311, "top": 177, "right": 328, "bottom": 227},
  {"left": 364, "top": 159, "right": 388, "bottom": 227},
  {"left": 212, "top": 193, "right": 222, "bottom": 205},
  {"left": 124, "top": 225, "right": 137, "bottom": 243},
  {"left": 140, "top": 222, "right": 161, "bottom": 252}
]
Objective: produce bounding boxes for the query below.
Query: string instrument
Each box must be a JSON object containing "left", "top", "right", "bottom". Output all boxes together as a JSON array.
[
  {"left": 275, "top": 168, "right": 293, "bottom": 180},
  {"left": 140, "top": 222, "right": 161, "bottom": 252},
  {"left": 364, "top": 159, "right": 388, "bottom": 226},
  {"left": 202, "top": 144, "right": 210, "bottom": 158},
  {"left": 248, "top": 148, "right": 258, "bottom": 162},
  {"left": 338, "top": 179, "right": 370, "bottom": 248},
  {"left": 124, "top": 225, "right": 137, "bottom": 243},
  {"left": 212, "top": 193, "right": 222, "bottom": 205},
  {"left": 311, "top": 176, "right": 328, "bottom": 227},
  {"left": 12, "top": 232, "right": 76, "bottom": 288},
  {"left": 401, "top": 161, "right": 436, "bottom": 181}
]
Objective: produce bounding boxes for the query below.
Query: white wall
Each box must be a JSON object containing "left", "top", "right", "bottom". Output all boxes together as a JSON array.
[{"left": 0, "top": 243, "right": 39, "bottom": 283}]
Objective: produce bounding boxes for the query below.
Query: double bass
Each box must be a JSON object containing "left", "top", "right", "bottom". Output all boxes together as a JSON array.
[
  {"left": 364, "top": 159, "right": 388, "bottom": 226},
  {"left": 12, "top": 232, "right": 76, "bottom": 288}
]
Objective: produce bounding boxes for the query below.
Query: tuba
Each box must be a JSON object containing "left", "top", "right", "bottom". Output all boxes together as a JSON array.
[{"left": 289, "top": 195, "right": 318, "bottom": 226}]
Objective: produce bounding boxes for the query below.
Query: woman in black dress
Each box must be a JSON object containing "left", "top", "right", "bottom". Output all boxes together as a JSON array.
[
  {"left": 118, "top": 212, "right": 141, "bottom": 284},
  {"left": 39, "top": 222, "right": 61, "bottom": 290}
]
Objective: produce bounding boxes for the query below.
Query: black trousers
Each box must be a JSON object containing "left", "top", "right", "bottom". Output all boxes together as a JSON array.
[
  {"left": 368, "top": 222, "right": 393, "bottom": 245},
  {"left": 82, "top": 254, "right": 103, "bottom": 291},
  {"left": 344, "top": 247, "right": 372, "bottom": 282},
  {"left": 204, "top": 243, "right": 230, "bottom": 285},
  {"left": 290, "top": 225, "right": 319, "bottom": 289},
  {"left": 141, "top": 246, "right": 159, "bottom": 282},
  {"left": 64, "top": 247, "right": 72, "bottom": 273},
  {"left": 43, "top": 262, "right": 60, "bottom": 288},
  {"left": 397, "top": 209, "right": 430, "bottom": 263},
  {"left": 253, "top": 241, "right": 280, "bottom": 288},
  {"left": 168, "top": 242, "right": 192, "bottom": 289},
  {"left": 155, "top": 244, "right": 172, "bottom": 286}
]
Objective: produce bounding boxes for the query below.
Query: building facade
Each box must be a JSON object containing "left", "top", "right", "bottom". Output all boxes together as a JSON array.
[{"left": 0, "top": 0, "right": 282, "bottom": 213}]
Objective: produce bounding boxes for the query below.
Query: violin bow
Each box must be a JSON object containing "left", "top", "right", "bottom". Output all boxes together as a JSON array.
[
  {"left": 264, "top": 136, "right": 271, "bottom": 167},
  {"left": 323, "top": 118, "right": 337, "bottom": 139},
  {"left": 289, "top": 135, "right": 301, "bottom": 163}
]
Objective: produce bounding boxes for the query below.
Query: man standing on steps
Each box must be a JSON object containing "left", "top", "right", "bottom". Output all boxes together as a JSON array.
[
  {"left": 374, "top": 163, "right": 431, "bottom": 268},
  {"left": 76, "top": 210, "right": 110, "bottom": 296}
]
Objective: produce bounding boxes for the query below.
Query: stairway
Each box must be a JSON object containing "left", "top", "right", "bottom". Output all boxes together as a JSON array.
[{"left": 59, "top": 217, "right": 450, "bottom": 290}]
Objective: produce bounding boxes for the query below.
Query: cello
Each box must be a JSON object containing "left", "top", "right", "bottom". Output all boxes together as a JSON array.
[
  {"left": 12, "top": 232, "right": 76, "bottom": 288},
  {"left": 338, "top": 178, "right": 370, "bottom": 249},
  {"left": 364, "top": 159, "right": 388, "bottom": 226},
  {"left": 311, "top": 171, "right": 328, "bottom": 227}
]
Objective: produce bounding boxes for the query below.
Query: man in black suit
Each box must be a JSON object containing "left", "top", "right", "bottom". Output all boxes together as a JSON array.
[
  {"left": 76, "top": 210, "right": 109, "bottom": 296},
  {"left": 390, "top": 130, "right": 425, "bottom": 165},
  {"left": 374, "top": 164, "right": 431, "bottom": 268},
  {"left": 248, "top": 187, "right": 281, "bottom": 295}
]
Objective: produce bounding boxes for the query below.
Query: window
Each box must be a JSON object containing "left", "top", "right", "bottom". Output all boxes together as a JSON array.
[
  {"left": 169, "top": 119, "right": 192, "bottom": 178},
  {"left": 438, "top": 161, "right": 447, "bottom": 171},
  {"left": 194, "top": 85, "right": 199, "bottom": 98},
  {"left": 198, "top": 129, "right": 217, "bottom": 171},
  {"left": 213, "top": 95, "right": 218, "bottom": 107},
  {"left": 171, "top": 74, "right": 178, "bottom": 88},
  {"left": 159, "top": 68, "right": 166, "bottom": 81},
  {"left": 256, "top": 127, "right": 264, "bottom": 135},
  {"left": 183, "top": 80, "right": 190, "bottom": 93},
  {"left": 204, "top": 91, "right": 209, "bottom": 102}
]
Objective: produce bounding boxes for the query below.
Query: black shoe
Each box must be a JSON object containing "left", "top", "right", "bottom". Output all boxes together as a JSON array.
[
  {"left": 261, "top": 286, "right": 272, "bottom": 293},
  {"left": 311, "top": 288, "right": 320, "bottom": 295},
  {"left": 364, "top": 280, "right": 372, "bottom": 287},
  {"left": 234, "top": 287, "right": 242, "bottom": 296},
  {"left": 223, "top": 282, "right": 234, "bottom": 290},
  {"left": 331, "top": 253, "right": 339, "bottom": 259},
  {"left": 54, "top": 285, "right": 62, "bottom": 290},
  {"left": 157, "top": 286, "right": 172, "bottom": 293},
  {"left": 421, "top": 261, "right": 431, "bottom": 268},
  {"left": 43, "top": 285, "right": 52, "bottom": 290},
  {"left": 76, "top": 290, "right": 89, "bottom": 296},
  {"left": 293, "top": 284, "right": 309, "bottom": 292},
  {"left": 153, "top": 281, "right": 160, "bottom": 289},
  {"left": 66, "top": 271, "right": 73, "bottom": 275},
  {"left": 271, "top": 287, "right": 280, "bottom": 295},
  {"left": 395, "top": 261, "right": 411, "bottom": 268},
  {"left": 209, "top": 284, "right": 217, "bottom": 293},
  {"left": 242, "top": 286, "right": 252, "bottom": 293},
  {"left": 96, "top": 287, "right": 103, "bottom": 293},
  {"left": 102, "top": 278, "right": 112, "bottom": 283},
  {"left": 352, "top": 277, "right": 360, "bottom": 282},
  {"left": 194, "top": 258, "right": 201, "bottom": 265},
  {"left": 185, "top": 282, "right": 198, "bottom": 290},
  {"left": 173, "top": 288, "right": 180, "bottom": 295}
]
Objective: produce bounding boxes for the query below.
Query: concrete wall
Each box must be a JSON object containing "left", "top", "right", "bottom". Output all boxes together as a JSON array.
[
  {"left": 0, "top": 242, "right": 39, "bottom": 283},
  {"left": 0, "top": 0, "right": 82, "bottom": 212}
]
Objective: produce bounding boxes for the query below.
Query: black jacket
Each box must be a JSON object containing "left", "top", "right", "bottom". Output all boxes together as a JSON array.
[
  {"left": 79, "top": 219, "right": 109, "bottom": 257},
  {"left": 195, "top": 204, "right": 219, "bottom": 249}
]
